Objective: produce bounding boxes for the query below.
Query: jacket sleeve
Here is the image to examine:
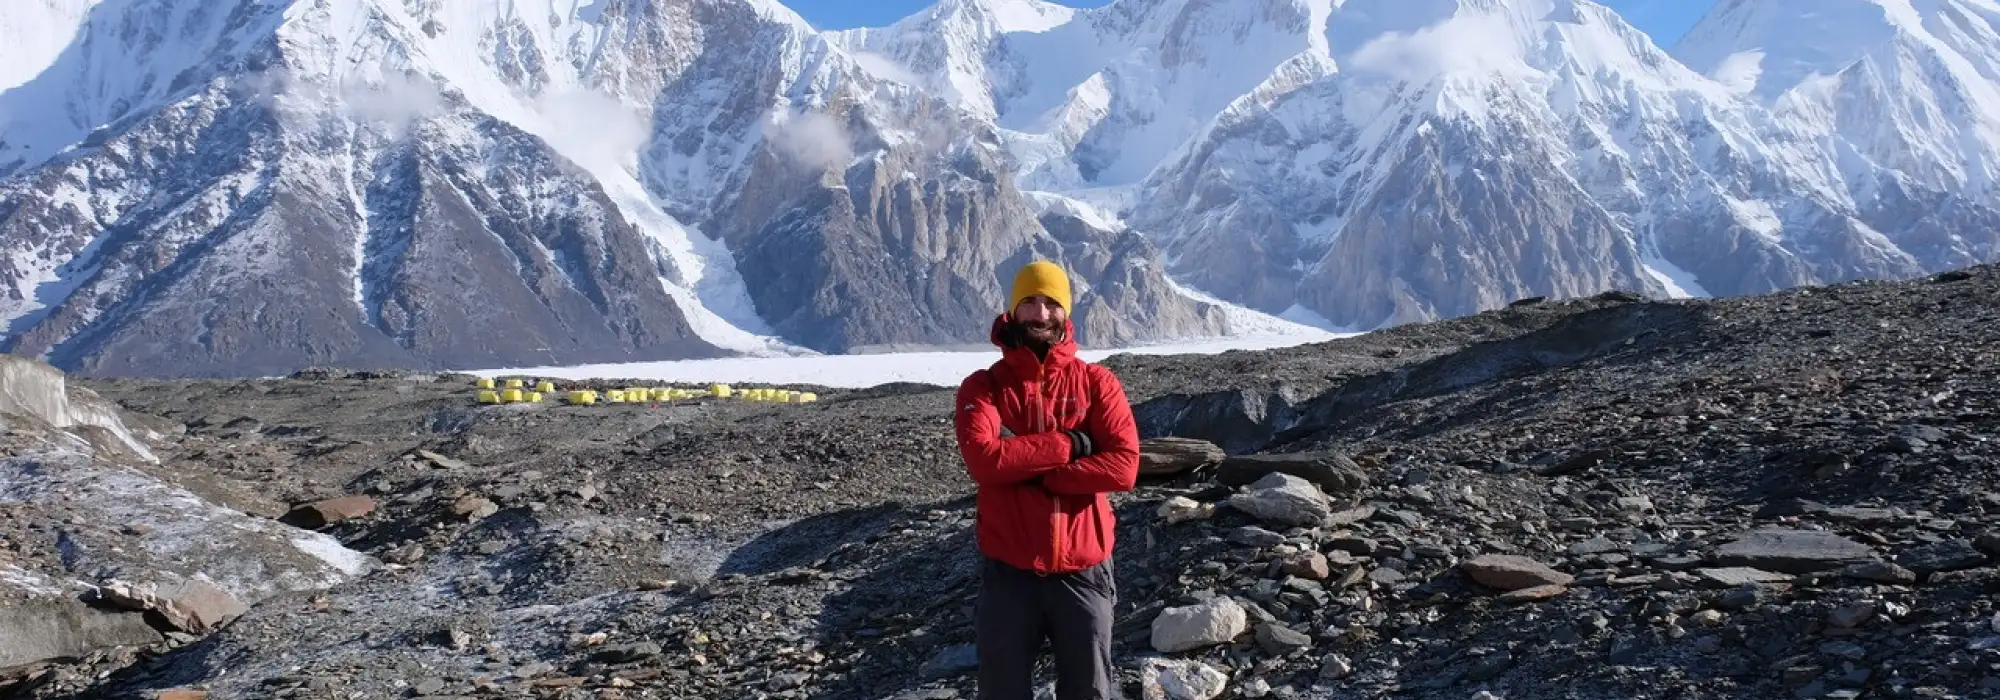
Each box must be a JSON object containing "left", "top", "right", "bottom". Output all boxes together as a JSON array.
[
  {"left": 956, "top": 370, "right": 1072, "bottom": 487},
  {"left": 1041, "top": 366, "right": 1141, "bottom": 495}
]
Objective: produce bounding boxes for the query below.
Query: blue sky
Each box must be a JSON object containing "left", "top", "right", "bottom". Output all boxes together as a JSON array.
[{"left": 780, "top": 0, "right": 1717, "bottom": 47}]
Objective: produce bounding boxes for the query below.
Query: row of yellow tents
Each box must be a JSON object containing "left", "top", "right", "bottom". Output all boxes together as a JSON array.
[{"left": 472, "top": 377, "right": 818, "bottom": 406}]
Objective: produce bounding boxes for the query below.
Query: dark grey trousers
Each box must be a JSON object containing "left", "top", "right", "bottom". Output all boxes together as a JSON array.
[{"left": 976, "top": 555, "right": 1117, "bottom": 700}]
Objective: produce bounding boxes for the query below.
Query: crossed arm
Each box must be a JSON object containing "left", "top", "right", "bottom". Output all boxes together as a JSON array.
[{"left": 953, "top": 368, "right": 1140, "bottom": 495}]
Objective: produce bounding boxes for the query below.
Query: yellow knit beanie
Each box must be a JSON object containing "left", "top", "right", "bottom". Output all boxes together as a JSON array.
[{"left": 1008, "top": 260, "right": 1072, "bottom": 313}]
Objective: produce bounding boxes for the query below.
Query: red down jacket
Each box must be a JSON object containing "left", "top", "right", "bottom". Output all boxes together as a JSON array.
[{"left": 954, "top": 314, "right": 1140, "bottom": 575}]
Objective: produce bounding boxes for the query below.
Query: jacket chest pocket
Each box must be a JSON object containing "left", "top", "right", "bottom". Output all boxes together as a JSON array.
[{"left": 1046, "top": 382, "right": 1090, "bottom": 429}]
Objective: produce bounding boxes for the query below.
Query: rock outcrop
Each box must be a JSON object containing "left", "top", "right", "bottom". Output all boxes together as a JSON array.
[{"left": 0, "top": 355, "right": 371, "bottom": 675}]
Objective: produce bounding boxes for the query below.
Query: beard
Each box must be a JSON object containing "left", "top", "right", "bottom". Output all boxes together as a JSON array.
[{"left": 1006, "top": 317, "right": 1064, "bottom": 349}]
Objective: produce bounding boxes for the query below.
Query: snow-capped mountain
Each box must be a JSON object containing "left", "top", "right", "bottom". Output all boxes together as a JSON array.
[
  {"left": 1677, "top": 0, "right": 2000, "bottom": 193},
  {"left": 0, "top": 0, "right": 1230, "bottom": 377},
  {"left": 1674, "top": 0, "right": 2000, "bottom": 273},
  {"left": 2, "top": 0, "right": 1995, "bottom": 377}
]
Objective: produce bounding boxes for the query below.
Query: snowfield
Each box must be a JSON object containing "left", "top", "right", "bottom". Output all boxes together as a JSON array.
[{"left": 468, "top": 330, "right": 1352, "bottom": 388}]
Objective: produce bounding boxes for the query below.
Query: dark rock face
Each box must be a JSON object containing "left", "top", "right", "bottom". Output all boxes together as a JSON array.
[
  {"left": 1215, "top": 452, "right": 1369, "bottom": 495},
  {"left": 707, "top": 105, "right": 1225, "bottom": 354},
  {"left": 1132, "top": 388, "right": 1305, "bottom": 454},
  {"left": 0, "top": 599, "right": 164, "bottom": 670}
]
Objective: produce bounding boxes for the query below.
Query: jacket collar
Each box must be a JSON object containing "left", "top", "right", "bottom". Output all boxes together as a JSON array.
[{"left": 988, "top": 313, "right": 1079, "bottom": 376}]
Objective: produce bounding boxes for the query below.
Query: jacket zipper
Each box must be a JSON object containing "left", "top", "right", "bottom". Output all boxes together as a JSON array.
[{"left": 1040, "top": 364, "right": 1062, "bottom": 573}]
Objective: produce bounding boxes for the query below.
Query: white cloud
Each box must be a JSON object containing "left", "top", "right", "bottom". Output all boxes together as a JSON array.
[
  {"left": 533, "top": 88, "right": 651, "bottom": 174},
  {"left": 338, "top": 72, "right": 446, "bottom": 136},
  {"left": 1709, "top": 49, "right": 1764, "bottom": 95},
  {"left": 762, "top": 109, "right": 853, "bottom": 173},
  {"left": 235, "top": 68, "right": 449, "bottom": 138},
  {"left": 852, "top": 51, "right": 923, "bottom": 87},
  {"left": 1346, "top": 13, "right": 1523, "bottom": 82}
]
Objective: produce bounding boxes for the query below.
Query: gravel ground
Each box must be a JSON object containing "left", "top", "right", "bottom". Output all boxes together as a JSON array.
[{"left": 3, "top": 264, "right": 1997, "bottom": 700}]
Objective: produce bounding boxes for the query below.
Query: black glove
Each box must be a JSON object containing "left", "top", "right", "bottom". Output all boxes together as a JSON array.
[{"left": 1065, "top": 429, "right": 1095, "bottom": 461}]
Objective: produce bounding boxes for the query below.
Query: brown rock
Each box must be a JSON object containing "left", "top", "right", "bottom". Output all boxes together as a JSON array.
[
  {"left": 415, "top": 449, "right": 470, "bottom": 470},
  {"left": 1460, "top": 554, "right": 1574, "bottom": 591},
  {"left": 1139, "top": 437, "right": 1226, "bottom": 476},
  {"left": 1282, "top": 552, "right": 1331, "bottom": 580},
  {"left": 454, "top": 495, "right": 500, "bottom": 520},
  {"left": 155, "top": 691, "right": 209, "bottom": 700},
  {"left": 1497, "top": 584, "right": 1568, "bottom": 603},
  {"left": 278, "top": 496, "right": 375, "bottom": 530},
  {"left": 94, "top": 579, "right": 247, "bottom": 635}
]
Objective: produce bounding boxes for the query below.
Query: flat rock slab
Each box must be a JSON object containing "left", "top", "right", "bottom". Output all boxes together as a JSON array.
[
  {"left": 1139, "top": 437, "right": 1226, "bottom": 476},
  {"left": 1842, "top": 560, "right": 1918, "bottom": 585},
  {"left": 1497, "top": 584, "right": 1569, "bottom": 604},
  {"left": 1216, "top": 452, "right": 1369, "bottom": 496},
  {"left": 279, "top": 496, "right": 376, "bottom": 530},
  {"left": 1712, "top": 528, "right": 1875, "bottom": 574},
  {"left": 1821, "top": 507, "right": 1904, "bottom": 524},
  {"left": 1697, "top": 567, "right": 1796, "bottom": 587},
  {"left": 1460, "top": 555, "right": 1574, "bottom": 591},
  {"left": 0, "top": 592, "right": 163, "bottom": 669},
  {"left": 1895, "top": 540, "right": 1991, "bottom": 575},
  {"left": 414, "top": 449, "right": 470, "bottom": 470}
]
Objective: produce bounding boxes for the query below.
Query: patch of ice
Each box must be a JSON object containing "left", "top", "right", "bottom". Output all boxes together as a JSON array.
[
  {"left": 1641, "top": 254, "right": 1711, "bottom": 298},
  {"left": 0, "top": 564, "right": 72, "bottom": 597},
  {"left": 468, "top": 329, "right": 1354, "bottom": 389},
  {"left": 1022, "top": 190, "right": 1126, "bottom": 232},
  {"left": 1723, "top": 196, "right": 1785, "bottom": 243},
  {"left": 1156, "top": 273, "right": 1354, "bottom": 336},
  {"left": 289, "top": 531, "right": 372, "bottom": 579},
  {"left": 0, "top": 449, "right": 371, "bottom": 602}
]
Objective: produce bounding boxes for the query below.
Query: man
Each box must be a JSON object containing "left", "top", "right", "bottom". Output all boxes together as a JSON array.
[{"left": 954, "top": 259, "right": 1141, "bottom": 700}]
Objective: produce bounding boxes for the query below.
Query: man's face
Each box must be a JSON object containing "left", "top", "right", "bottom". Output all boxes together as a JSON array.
[{"left": 1011, "top": 295, "right": 1066, "bottom": 346}]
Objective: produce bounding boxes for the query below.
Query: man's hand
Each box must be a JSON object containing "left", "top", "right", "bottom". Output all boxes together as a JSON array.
[
  {"left": 998, "top": 423, "right": 1094, "bottom": 463},
  {"left": 1065, "top": 429, "right": 1095, "bottom": 461}
]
